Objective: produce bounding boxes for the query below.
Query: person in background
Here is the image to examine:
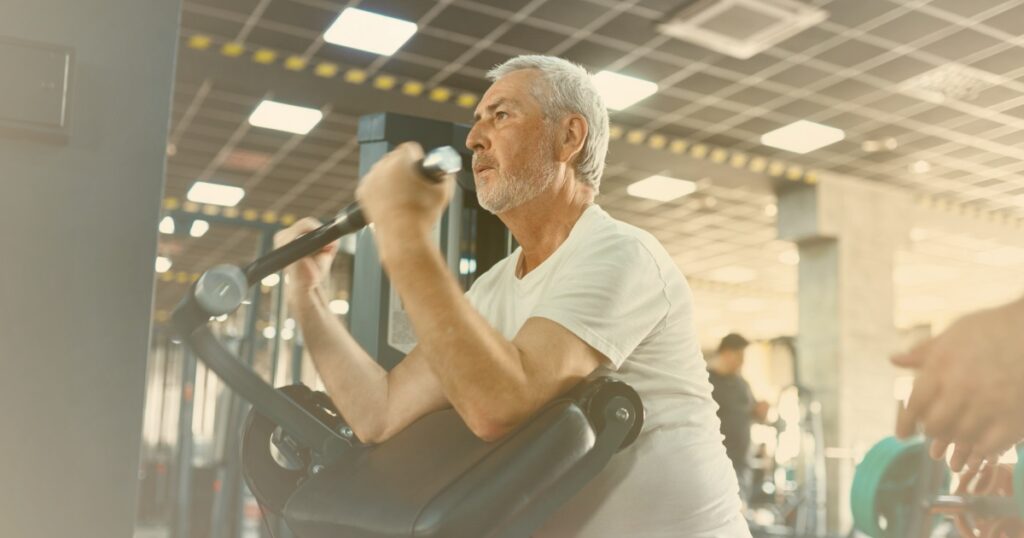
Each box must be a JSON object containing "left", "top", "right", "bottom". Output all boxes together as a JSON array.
[{"left": 708, "top": 333, "right": 770, "bottom": 500}]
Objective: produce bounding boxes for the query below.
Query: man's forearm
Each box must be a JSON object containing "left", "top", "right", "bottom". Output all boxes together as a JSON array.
[
  {"left": 375, "top": 231, "right": 531, "bottom": 437},
  {"left": 289, "top": 287, "right": 391, "bottom": 442}
]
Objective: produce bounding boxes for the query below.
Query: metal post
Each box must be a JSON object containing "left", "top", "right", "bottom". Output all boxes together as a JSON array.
[{"left": 171, "top": 346, "right": 197, "bottom": 538}]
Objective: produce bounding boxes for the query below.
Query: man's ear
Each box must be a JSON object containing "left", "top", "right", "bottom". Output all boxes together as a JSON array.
[{"left": 557, "top": 114, "right": 588, "bottom": 165}]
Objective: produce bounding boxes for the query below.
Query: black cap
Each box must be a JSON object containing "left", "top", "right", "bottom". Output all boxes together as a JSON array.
[{"left": 718, "top": 333, "right": 749, "bottom": 352}]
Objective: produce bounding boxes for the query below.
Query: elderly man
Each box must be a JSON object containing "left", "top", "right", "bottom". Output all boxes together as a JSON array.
[{"left": 276, "top": 55, "right": 748, "bottom": 537}]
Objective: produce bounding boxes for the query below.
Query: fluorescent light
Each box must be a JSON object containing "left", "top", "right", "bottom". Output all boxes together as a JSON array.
[
  {"left": 323, "top": 8, "right": 417, "bottom": 56},
  {"left": 592, "top": 71, "right": 658, "bottom": 111},
  {"left": 159, "top": 216, "right": 175, "bottom": 234},
  {"left": 760, "top": 120, "right": 845, "bottom": 154},
  {"left": 284, "top": 318, "right": 295, "bottom": 329},
  {"left": 263, "top": 326, "right": 276, "bottom": 339},
  {"left": 910, "top": 160, "right": 931, "bottom": 174},
  {"left": 626, "top": 174, "right": 697, "bottom": 202},
  {"left": 189, "top": 219, "right": 209, "bottom": 238},
  {"left": 187, "top": 181, "right": 245, "bottom": 207},
  {"left": 280, "top": 327, "right": 295, "bottom": 341},
  {"left": 215, "top": 314, "right": 228, "bottom": 322},
  {"left": 329, "top": 299, "right": 350, "bottom": 315},
  {"left": 709, "top": 266, "right": 757, "bottom": 284},
  {"left": 155, "top": 256, "right": 172, "bottom": 273},
  {"left": 248, "top": 100, "right": 323, "bottom": 135},
  {"left": 262, "top": 274, "right": 280, "bottom": 287}
]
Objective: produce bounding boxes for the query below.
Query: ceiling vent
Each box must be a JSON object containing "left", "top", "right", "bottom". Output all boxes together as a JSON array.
[
  {"left": 657, "top": 0, "right": 827, "bottom": 59},
  {"left": 899, "top": 64, "right": 1002, "bottom": 104}
]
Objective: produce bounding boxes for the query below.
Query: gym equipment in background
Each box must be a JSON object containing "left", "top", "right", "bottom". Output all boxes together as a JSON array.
[{"left": 851, "top": 436, "right": 1024, "bottom": 538}]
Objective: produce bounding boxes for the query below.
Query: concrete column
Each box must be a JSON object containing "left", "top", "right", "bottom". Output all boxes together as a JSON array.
[
  {"left": 0, "top": 1, "right": 181, "bottom": 536},
  {"left": 777, "top": 176, "right": 913, "bottom": 532}
]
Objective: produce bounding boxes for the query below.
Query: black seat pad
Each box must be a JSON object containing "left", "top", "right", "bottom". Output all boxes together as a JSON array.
[{"left": 283, "top": 401, "right": 595, "bottom": 538}]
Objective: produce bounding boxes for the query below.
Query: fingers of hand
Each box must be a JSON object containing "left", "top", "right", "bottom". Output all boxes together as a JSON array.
[
  {"left": 921, "top": 391, "right": 965, "bottom": 440},
  {"left": 274, "top": 217, "right": 322, "bottom": 248},
  {"left": 892, "top": 340, "right": 932, "bottom": 368},
  {"left": 949, "top": 442, "right": 971, "bottom": 472},
  {"left": 975, "top": 424, "right": 1018, "bottom": 460},
  {"left": 929, "top": 438, "right": 950, "bottom": 460}
]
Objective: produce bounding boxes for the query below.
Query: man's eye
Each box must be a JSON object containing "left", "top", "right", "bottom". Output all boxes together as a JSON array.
[{"left": 495, "top": 111, "right": 508, "bottom": 120}]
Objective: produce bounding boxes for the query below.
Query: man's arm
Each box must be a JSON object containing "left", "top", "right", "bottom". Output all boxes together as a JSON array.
[
  {"left": 374, "top": 238, "right": 604, "bottom": 441},
  {"left": 290, "top": 286, "right": 450, "bottom": 443}
]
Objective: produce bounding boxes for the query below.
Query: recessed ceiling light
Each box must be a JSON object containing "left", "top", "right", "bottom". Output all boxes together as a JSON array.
[
  {"left": 323, "top": 8, "right": 417, "bottom": 56},
  {"left": 155, "top": 256, "right": 172, "bottom": 273},
  {"left": 626, "top": 174, "right": 697, "bottom": 202},
  {"left": 761, "top": 120, "right": 845, "bottom": 154},
  {"left": 592, "top": 71, "right": 658, "bottom": 111},
  {"left": 709, "top": 266, "right": 757, "bottom": 284},
  {"left": 263, "top": 326, "right": 276, "bottom": 339},
  {"left": 861, "top": 137, "right": 899, "bottom": 153},
  {"left": 910, "top": 160, "right": 931, "bottom": 174},
  {"left": 248, "top": 100, "right": 323, "bottom": 135},
  {"left": 329, "top": 299, "right": 350, "bottom": 315},
  {"left": 159, "top": 216, "right": 175, "bottom": 234},
  {"left": 189, "top": 219, "right": 209, "bottom": 238},
  {"left": 187, "top": 181, "right": 246, "bottom": 207},
  {"left": 763, "top": 203, "right": 778, "bottom": 217},
  {"left": 262, "top": 274, "right": 280, "bottom": 287}
]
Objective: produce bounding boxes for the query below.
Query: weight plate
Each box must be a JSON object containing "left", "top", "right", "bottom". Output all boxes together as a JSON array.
[{"left": 851, "top": 436, "right": 949, "bottom": 538}]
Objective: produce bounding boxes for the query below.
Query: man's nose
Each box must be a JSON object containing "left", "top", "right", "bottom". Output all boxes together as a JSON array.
[{"left": 466, "top": 122, "right": 489, "bottom": 152}]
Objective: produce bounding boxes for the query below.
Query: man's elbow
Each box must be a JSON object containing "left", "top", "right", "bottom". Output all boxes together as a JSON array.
[
  {"left": 464, "top": 406, "right": 523, "bottom": 443},
  {"left": 349, "top": 419, "right": 395, "bottom": 445}
]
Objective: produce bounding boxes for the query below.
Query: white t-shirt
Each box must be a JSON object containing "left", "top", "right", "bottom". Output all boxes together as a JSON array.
[{"left": 466, "top": 205, "right": 749, "bottom": 537}]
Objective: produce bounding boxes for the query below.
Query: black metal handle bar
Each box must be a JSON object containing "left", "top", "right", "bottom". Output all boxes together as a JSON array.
[{"left": 171, "top": 146, "right": 463, "bottom": 459}]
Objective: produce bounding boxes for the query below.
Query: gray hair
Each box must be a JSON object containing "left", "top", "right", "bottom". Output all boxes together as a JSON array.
[{"left": 486, "top": 55, "right": 609, "bottom": 193}]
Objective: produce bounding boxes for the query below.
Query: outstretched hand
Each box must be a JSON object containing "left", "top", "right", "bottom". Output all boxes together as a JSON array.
[{"left": 893, "top": 297, "right": 1024, "bottom": 470}]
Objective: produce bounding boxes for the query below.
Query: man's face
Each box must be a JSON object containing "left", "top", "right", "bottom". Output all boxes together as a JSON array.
[
  {"left": 466, "top": 69, "right": 559, "bottom": 214},
  {"left": 722, "top": 348, "right": 746, "bottom": 373}
]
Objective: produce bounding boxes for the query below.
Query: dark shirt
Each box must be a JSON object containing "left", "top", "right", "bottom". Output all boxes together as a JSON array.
[{"left": 708, "top": 370, "right": 754, "bottom": 471}]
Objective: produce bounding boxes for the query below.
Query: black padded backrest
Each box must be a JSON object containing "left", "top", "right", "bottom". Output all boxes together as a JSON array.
[{"left": 283, "top": 401, "right": 595, "bottom": 538}]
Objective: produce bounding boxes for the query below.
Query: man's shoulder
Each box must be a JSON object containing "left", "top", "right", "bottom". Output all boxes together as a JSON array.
[{"left": 582, "top": 208, "right": 672, "bottom": 264}]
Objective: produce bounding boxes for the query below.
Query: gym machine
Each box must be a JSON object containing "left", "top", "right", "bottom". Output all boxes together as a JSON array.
[{"left": 170, "top": 114, "right": 645, "bottom": 537}]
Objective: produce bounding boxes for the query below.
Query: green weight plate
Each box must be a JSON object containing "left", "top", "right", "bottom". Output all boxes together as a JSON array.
[{"left": 851, "top": 436, "right": 948, "bottom": 538}]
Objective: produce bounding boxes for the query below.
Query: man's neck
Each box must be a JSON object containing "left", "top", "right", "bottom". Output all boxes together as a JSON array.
[{"left": 497, "top": 169, "right": 593, "bottom": 277}]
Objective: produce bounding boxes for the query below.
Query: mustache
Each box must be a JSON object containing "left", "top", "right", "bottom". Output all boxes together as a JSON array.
[{"left": 472, "top": 154, "right": 497, "bottom": 170}]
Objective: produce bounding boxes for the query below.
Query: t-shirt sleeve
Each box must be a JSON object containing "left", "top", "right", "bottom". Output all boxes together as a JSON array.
[{"left": 529, "top": 237, "right": 671, "bottom": 369}]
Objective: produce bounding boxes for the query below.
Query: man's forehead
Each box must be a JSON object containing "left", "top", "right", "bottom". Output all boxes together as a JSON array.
[{"left": 474, "top": 70, "right": 541, "bottom": 115}]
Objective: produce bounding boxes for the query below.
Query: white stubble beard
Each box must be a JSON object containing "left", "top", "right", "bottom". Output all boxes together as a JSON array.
[{"left": 475, "top": 133, "right": 559, "bottom": 214}]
